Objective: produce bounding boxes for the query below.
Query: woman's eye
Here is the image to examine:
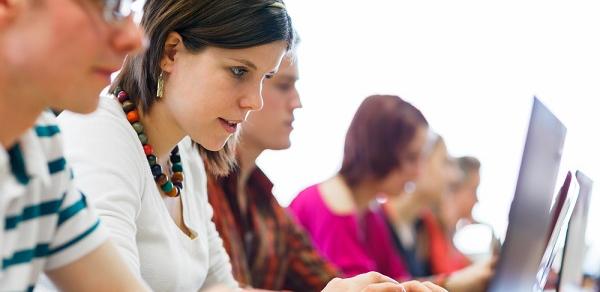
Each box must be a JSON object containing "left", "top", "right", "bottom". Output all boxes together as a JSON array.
[
  {"left": 230, "top": 67, "right": 248, "bottom": 78},
  {"left": 265, "top": 74, "right": 274, "bottom": 79}
]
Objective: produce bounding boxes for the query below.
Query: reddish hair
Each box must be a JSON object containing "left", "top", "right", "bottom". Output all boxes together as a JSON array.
[{"left": 340, "top": 95, "right": 428, "bottom": 187}]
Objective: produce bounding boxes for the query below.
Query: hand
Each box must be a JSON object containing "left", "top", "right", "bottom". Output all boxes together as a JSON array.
[
  {"left": 444, "top": 257, "right": 497, "bottom": 292},
  {"left": 322, "top": 272, "right": 448, "bottom": 292}
]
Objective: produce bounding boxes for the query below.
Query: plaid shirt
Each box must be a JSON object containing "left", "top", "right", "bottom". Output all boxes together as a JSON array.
[{"left": 207, "top": 167, "right": 338, "bottom": 291}]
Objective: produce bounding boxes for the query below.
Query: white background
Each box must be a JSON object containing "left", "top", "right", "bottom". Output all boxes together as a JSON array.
[{"left": 256, "top": 0, "right": 600, "bottom": 272}]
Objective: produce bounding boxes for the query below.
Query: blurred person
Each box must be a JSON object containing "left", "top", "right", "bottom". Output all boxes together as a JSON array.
[
  {"left": 289, "top": 95, "right": 427, "bottom": 281},
  {"left": 0, "top": 0, "right": 149, "bottom": 291},
  {"left": 383, "top": 135, "right": 494, "bottom": 292},
  {"left": 437, "top": 156, "right": 470, "bottom": 237},
  {"left": 383, "top": 135, "right": 465, "bottom": 277},
  {"left": 446, "top": 156, "right": 481, "bottom": 229},
  {"left": 206, "top": 53, "right": 340, "bottom": 291}
]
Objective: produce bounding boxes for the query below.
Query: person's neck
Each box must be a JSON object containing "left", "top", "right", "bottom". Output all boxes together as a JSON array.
[
  {"left": 233, "top": 139, "right": 263, "bottom": 215},
  {"left": 347, "top": 178, "right": 380, "bottom": 213},
  {"left": 138, "top": 101, "right": 185, "bottom": 161},
  {"left": 391, "top": 192, "right": 426, "bottom": 224},
  {"left": 237, "top": 139, "right": 264, "bottom": 187},
  {"left": 0, "top": 73, "right": 45, "bottom": 148}
]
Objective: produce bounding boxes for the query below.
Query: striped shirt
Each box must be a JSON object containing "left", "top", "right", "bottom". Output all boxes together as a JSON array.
[{"left": 0, "top": 111, "right": 107, "bottom": 291}]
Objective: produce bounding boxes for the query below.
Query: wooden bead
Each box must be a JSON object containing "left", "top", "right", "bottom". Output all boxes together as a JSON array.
[
  {"left": 165, "top": 186, "right": 179, "bottom": 197},
  {"left": 147, "top": 155, "right": 157, "bottom": 166},
  {"left": 172, "top": 162, "right": 183, "bottom": 172},
  {"left": 143, "top": 145, "right": 153, "bottom": 155},
  {"left": 117, "top": 91, "right": 129, "bottom": 103},
  {"left": 132, "top": 122, "right": 144, "bottom": 134},
  {"left": 122, "top": 100, "right": 135, "bottom": 112},
  {"left": 155, "top": 174, "right": 168, "bottom": 185},
  {"left": 171, "top": 172, "right": 184, "bottom": 183},
  {"left": 170, "top": 155, "right": 181, "bottom": 163},
  {"left": 127, "top": 111, "right": 140, "bottom": 123},
  {"left": 173, "top": 181, "right": 183, "bottom": 190},
  {"left": 151, "top": 164, "right": 162, "bottom": 177},
  {"left": 138, "top": 133, "right": 148, "bottom": 145},
  {"left": 161, "top": 181, "right": 174, "bottom": 193}
]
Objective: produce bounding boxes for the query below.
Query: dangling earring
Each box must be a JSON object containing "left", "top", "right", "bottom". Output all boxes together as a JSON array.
[{"left": 156, "top": 71, "right": 165, "bottom": 99}]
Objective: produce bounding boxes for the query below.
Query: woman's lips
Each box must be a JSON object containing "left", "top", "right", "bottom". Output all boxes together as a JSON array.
[{"left": 219, "top": 118, "right": 240, "bottom": 134}]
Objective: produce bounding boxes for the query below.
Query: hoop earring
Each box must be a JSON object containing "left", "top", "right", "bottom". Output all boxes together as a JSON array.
[{"left": 156, "top": 71, "right": 165, "bottom": 99}]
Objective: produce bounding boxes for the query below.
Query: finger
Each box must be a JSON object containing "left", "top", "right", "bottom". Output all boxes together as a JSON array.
[
  {"left": 359, "top": 271, "right": 400, "bottom": 285},
  {"left": 396, "top": 281, "right": 431, "bottom": 292},
  {"left": 422, "top": 281, "right": 448, "bottom": 292},
  {"left": 360, "top": 282, "right": 407, "bottom": 292}
]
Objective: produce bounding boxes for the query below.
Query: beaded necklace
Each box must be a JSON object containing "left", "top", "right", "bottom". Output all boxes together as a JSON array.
[{"left": 114, "top": 87, "right": 184, "bottom": 197}]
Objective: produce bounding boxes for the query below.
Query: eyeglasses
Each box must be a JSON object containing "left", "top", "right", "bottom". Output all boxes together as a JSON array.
[{"left": 102, "top": 0, "right": 134, "bottom": 24}]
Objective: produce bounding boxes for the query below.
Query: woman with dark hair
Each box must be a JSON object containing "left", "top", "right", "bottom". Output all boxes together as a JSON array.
[
  {"left": 290, "top": 95, "right": 430, "bottom": 281},
  {"left": 56, "top": 0, "right": 293, "bottom": 290}
]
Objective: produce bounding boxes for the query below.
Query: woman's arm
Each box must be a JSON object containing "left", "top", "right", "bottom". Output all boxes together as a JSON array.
[{"left": 47, "top": 241, "right": 150, "bottom": 292}]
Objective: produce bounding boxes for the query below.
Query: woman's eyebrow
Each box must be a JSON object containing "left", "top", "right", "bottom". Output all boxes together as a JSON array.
[{"left": 227, "top": 58, "right": 257, "bottom": 70}]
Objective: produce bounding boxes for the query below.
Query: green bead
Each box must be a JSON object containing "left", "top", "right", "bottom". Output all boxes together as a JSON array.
[
  {"left": 147, "top": 155, "right": 157, "bottom": 165},
  {"left": 132, "top": 122, "right": 144, "bottom": 134},
  {"left": 161, "top": 181, "right": 174, "bottom": 192},
  {"left": 172, "top": 162, "right": 183, "bottom": 172},
  {"left": 170, "top": 155, "right": 181, "bottom": 163},
  {"left": 138, "top": 133, "right": 148, "bottom": 145},
  {"left": 122, "top": 100, "right": 135, "bottom": 112},
  {"left": 113, "top": 86, "right": 122, "bottom": 95}
]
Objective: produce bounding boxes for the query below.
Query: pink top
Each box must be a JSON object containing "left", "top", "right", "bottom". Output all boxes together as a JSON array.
[{"left": 289, "top": 184, "right": 410, "bottom": 280}]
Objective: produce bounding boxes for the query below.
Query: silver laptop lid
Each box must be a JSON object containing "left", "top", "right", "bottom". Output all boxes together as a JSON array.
[
  {"left": 558, "top": 171, "right": 594, "bottom": 292},
  {"left": 489, "top": 97, "right": 567, "bottom": 292},
  {"left": 536, "top": 171, "right": 579, "bottom": 290}
]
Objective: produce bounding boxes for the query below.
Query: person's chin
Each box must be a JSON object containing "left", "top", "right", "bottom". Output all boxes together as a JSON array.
[
  {"left": 203, "top": 144, "right": 225, "bottom": 152},
  {"left": 269, "top": 139, "right": 291, "bottom": 151},
  {"left": 196, "top": 136, "right": 230, "bottom": 152}
]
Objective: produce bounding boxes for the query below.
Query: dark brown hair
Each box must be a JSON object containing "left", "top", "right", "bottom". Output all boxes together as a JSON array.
[
  {"left": 340, "top": 95, "right": 428, "bottom": 187},
  {"left": 111, "top": 0, "right": 295, "bottom": 176},
  {"left": 457, "top": 156, "right": 481, "bottom": 182}
]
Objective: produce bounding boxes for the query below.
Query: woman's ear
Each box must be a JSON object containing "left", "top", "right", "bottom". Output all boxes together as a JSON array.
[{"left": 160, "top": 32, "right": 183, "bottom": 73}]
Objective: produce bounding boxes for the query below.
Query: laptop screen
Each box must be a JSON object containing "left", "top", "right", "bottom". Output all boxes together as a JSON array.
[
  {"left": 488, "top": 97, "right": 567, "bottom": 292},
  {"left": 535, "top": 172, "right": 579, "bottom": 290},
  {"left": 558, "top": 171, "right": 594, "bottom": 291}
]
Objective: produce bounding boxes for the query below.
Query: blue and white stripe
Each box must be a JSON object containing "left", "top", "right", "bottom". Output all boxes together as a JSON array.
[{"left": 1, "top": 111, "right": 106, "bottom": 291}]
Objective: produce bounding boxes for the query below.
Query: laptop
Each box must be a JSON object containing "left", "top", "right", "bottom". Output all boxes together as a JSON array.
[
  {"left": 488, "top": 97, "right": 567, "bottom": 292},
  {"left": 557, "top": 171, "right": 594, "bottom": 292},
  {"left": 535, "top": 171, "right": 579, "bottom": 291}
]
